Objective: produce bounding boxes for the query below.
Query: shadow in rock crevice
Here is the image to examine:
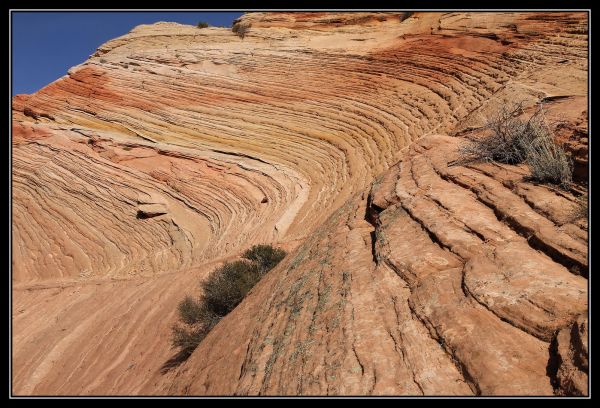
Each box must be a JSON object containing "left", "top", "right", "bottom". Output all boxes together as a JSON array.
[{"left": 159, "top": 349, "right": 193, "bottom": 374}]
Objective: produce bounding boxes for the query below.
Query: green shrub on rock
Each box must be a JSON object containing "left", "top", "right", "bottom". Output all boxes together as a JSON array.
[{"left": 171, "top": 244, "right": 286, "bottom": 359}]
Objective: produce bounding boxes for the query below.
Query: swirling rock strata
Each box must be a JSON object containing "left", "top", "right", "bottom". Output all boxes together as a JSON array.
[
  {"left": 12, "top": 12, "right": 587, "bottom": 395},
  {"left": 162, "top": 134, "right": 587, "bottom": 396}
]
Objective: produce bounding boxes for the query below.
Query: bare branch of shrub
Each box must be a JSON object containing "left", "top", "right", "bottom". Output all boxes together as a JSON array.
[
  {"left": 458, "top": 103, "right": 573, "bottom": 188},
  {"left": 569, "top": 193, "right": 588, "bottom": 221},
  {"left": 171, "top": 325, "right": 209, "bottom": 356}
]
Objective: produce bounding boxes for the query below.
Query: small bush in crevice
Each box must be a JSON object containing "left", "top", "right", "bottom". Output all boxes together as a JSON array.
[
  {"left": 202, "top": 260, "right": 261, "bottom": 316},
  {"left": 232, "top": 21, "right": 251, "bottom": 39},
  {"left": 458, "top": 103, "right": 573, "bottom": 189},
  {"left": 242, "top": 244, "right": 287, "bottom": 273},
  {"left": 171, "top": 244, "right": 286, "bottom": 359},
  {"left": 197, "top": 21, "right": 209, "bottom": 29}
]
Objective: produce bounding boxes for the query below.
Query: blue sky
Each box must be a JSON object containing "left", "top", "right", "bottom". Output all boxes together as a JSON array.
[{"left": 11, "top": 12, "right": 244, "bottom": 95}]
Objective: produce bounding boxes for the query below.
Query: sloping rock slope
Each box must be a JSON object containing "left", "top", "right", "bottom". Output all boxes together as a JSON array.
[{"left": 12, "top": 12, "right": 587, "bottom": 395}]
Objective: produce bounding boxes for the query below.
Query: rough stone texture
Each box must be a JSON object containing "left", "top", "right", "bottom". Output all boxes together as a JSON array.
[
  {"left": 371, "top": 136, "right": 587, "bottom": 395},
  {"left": 553, "top": 314, "right": 588, "bottom": 396},
  {"left": 158, "top": 192, "right": 474, "bottom": 396},
  {"left": 160, "top": 135, "right": 587, "bottom": 396},
  {"left": 12, "top": 12, "right": 587, "bottom": 395}
]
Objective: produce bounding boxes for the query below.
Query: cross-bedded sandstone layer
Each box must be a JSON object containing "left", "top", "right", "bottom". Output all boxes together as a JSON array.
[
  {"left": 159, "top": 134, "right": 587, "bottom": 396},
  {"left": 12, "top": 12, "right": 587, "bottom": 395}
]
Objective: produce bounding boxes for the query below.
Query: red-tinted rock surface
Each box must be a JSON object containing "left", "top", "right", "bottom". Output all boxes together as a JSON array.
[
  {"left": 553, "top": 314, "right": 588, "bottom": 395},
  {"left": 12, "top": 12, "right": 587, "bottom": 395},
  {"left": 160, "top": 134, "right": 587, "bottom": 396}
]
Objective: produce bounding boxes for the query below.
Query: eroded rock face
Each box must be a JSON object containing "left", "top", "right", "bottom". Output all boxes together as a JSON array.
[
  {"left": 552, "top": 315, "right": 588, "bottom": 396},
  {"left": 159, "top": 191, "right": 476, "bottom": 396},
  {"left": 12, "top": 12, "right": 587, "bottom": 395},
  {"left": 161, "top": 135, "right": 587, "bottom": 396}
]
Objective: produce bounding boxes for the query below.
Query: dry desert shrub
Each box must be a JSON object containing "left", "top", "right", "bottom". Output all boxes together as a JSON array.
[
  {"left": 459, "top": 103, "right": 573, "bottom": 188},
  {"left": 232, "top": 21, "right": 251, "bottom": 39},
  {"left": 242, "top": 244, "right": 287, "bottom": 273},
  {"left": 171, "top": 244, "right": 286, "bottom": 358}
]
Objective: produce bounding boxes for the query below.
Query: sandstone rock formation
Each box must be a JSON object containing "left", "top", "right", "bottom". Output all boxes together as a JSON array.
[
  {"left": 552, "top": 314, "right": 588, "bottom": 396},
  {"left": 12, "top": 12, "right": 588, "bottom": 396}
]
